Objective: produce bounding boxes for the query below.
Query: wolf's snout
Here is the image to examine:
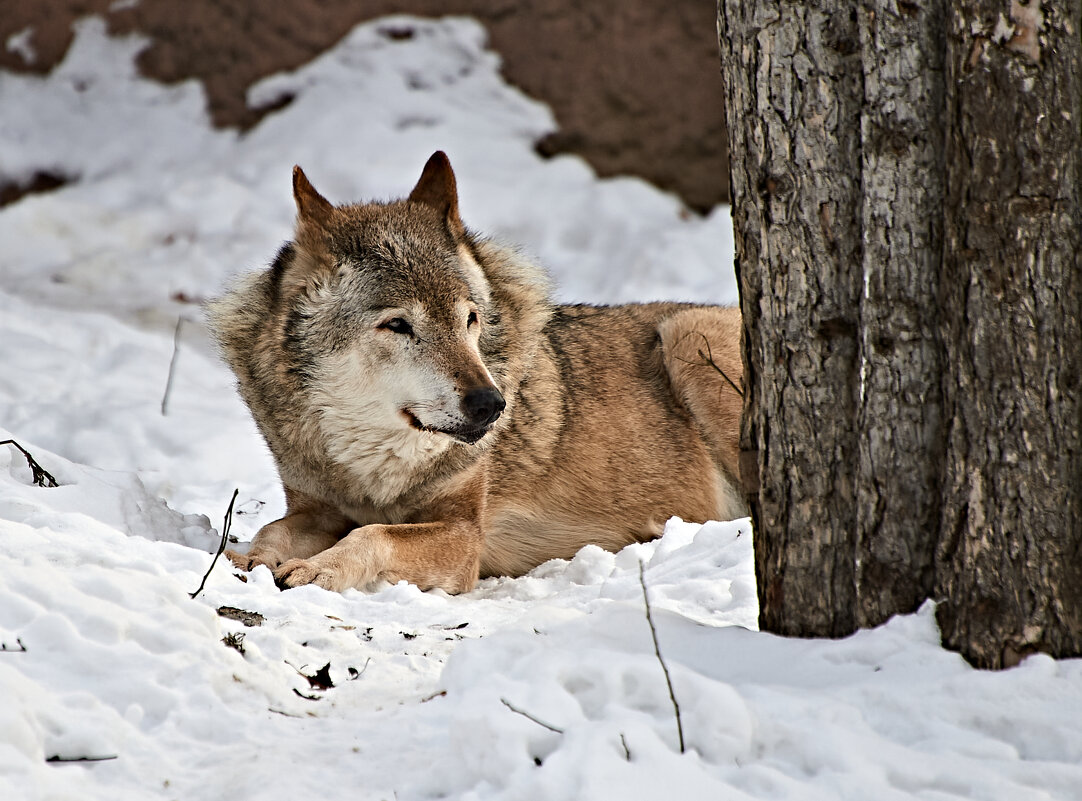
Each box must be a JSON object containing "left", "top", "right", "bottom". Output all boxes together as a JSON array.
[{"left": 462, "top": 386, "right": 505, "bottom": 427}]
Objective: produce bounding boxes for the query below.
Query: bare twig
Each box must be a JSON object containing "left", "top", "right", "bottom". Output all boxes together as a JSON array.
[
  {"left": 499, "top": 697, "right": 564, "bottom": 734},
  {"left": 0, "top": 638, "right": 27, "bottom": 653},
  {"left": 347, "top": 658, "right": 372, "bottom": 681},
  {"left": 46, "top": 754, "right": 117, "bottom": 764},
  {"left": 1, "top": 440, "right": 58, "bottom": 488},
  {"left": 696, "top": 343, "right": 744, "bottom": 398},
  {"left": 161, "top": 316, "right": 185, "bottom": 416},
  {"left": 670, "top": 330, "right": 744, "bottom": 397},
  {"left": 190, "top": 489, "right": 239, "bottom": 599},
  {"left": 620, "top": 733, "right": 631, "bottom": 761},
  {"left": 268, "top": 707, "right": 304, "bottom": 718},
  {"left": 692, "top": 330, "right": 743, "bottom": 398},
  {"left": 639, "top": 560, "right": 685, "bottom": 754}
]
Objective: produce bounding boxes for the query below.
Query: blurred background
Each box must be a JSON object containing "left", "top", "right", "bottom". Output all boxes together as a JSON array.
[{"left": 1, "top": 0, "right": 730, "bottom": 212}]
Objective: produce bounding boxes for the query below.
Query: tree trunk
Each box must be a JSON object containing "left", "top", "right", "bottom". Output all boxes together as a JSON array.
[
  {"left": 853, "top": 0, "right": 947, "bottom": 628},
  {"left": 720, "top": 0, "right": 863, "bottom": 637},
  {"left": 719, "top": 0, "right": 1082, "bottom": 666},
  {"left": 935, "top": 0, "right": 1082, "bottom": 669}
]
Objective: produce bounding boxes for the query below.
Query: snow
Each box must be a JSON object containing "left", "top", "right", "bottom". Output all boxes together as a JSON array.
[
  {"left": 1, "top": 14, "right": 1080, "bottom": 801},
  {"left": 5, "top": 27, "right": 37, "bottom": 67}
]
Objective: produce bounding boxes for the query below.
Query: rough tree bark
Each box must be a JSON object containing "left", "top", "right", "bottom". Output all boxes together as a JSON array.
[
  {"left": 718, "top": 0, "right": 1082, "bottom": 668},
  {"left": 935, "top": 0, "right": 1082, "bottom": 668},
  {"left": 721, "top": 0, "right": 864, "bottom": 638},
  {"left": 854, "top": 0, "right": 946, "bottom": 627}
]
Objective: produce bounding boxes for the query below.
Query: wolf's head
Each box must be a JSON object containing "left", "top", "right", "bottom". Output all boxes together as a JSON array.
[{"left": 271, "top": 153, "right": 507, "bottom": 456}]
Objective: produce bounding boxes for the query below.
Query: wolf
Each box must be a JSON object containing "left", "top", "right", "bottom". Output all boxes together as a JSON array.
[{"left": 209, "top": 152, "right": 745, "bottom": 594}]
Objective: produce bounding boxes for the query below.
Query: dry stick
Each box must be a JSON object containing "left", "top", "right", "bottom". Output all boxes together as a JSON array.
[
  {"left": 0, "top": 439, "right": 58, "bottom": 488},
  {"left": 161, "top": 316, "right": 185, "bottom": 416},
  {"left": 639, "top": 560, "right": 685, "bottom": 754},
  {"left": 499, "top": 697, "right": 564, "bottom": 735},
  {"left": 669, "top": 331, "right": 743, "bottom": 398},
  {"left": 348, "top": 657, "right": 373, "bottom": 681},
  {"left": 698, "top": 347, "right": 744, "bottom": 397},
  {"left": 268, "top": 707, "right": 303, "bottom": 718},
  {"left": 46, "top": 754, "right": 117, "bottom": 763},
  {"left": 190, "top": 489, "right": 239, "bottom": 599},
  {"left": 693, "top": 334, "right": 743, "bottom": 398}
]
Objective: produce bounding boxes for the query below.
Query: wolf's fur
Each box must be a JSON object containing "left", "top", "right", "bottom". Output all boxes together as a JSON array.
[{"left": 209, "top": 152, "right": 745, "bottom": 594}]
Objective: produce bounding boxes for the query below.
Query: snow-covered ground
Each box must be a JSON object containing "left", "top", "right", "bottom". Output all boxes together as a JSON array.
[{"left": 1, "top": 15, "right": 1080, "bottom": 801}]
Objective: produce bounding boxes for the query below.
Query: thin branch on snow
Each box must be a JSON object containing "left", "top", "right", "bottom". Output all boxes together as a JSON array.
[
  {"left": 620, "top": 733, "right": 631, "bottom": 761},
  {"left": 46, "top": 754, "right": 117, "bottom": 764},
  {"left": 1, "top": 439, "right": 59, "bottom": 488},
  {"left": 348, "top": 658, "right": 372, "bottom": 681},
  {"left": 268, "top": 707, "right": 304, "bottom": 718},
  {"left": 639, "top": 559, "right": 685, "bottom": 754},
  {"left": 160, "top": 315, "right": 185, "bottom": 416},
  {"left": 0, "top": 638, "right": 27, "bottom": 653},
  {"left": 190, "top": 488, "right": 239, "bottom": 599},
  {"left": 499, "top": 697, "right": 564, "bottom": 734}
]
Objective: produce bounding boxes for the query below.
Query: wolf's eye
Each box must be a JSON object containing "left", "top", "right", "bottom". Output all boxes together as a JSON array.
[
  {"left": 467, "top": 311, "right": 479, "bottom": 328},
  {"left": 380, "top": 318, "right": 414, "bottom": 336}
]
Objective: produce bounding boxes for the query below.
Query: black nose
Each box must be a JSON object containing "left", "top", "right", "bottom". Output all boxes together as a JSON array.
[{"left": 462, "top": 386, "right": 506, "bottom": 427}]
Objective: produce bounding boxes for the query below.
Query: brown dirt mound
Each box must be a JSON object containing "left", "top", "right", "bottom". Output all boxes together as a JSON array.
[{"left": 1, "top": 0, "right": 728, "bottom": 210}]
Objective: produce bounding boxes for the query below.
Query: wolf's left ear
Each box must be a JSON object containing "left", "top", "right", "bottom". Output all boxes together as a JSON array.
[
  {"left": 408, "top": 151, "right": 466, "bottom": 239},
  {"left": 292, "top": 165, "right": 334, "bottom": 230}
]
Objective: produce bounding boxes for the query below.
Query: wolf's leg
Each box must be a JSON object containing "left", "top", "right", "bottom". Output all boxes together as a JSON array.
[
  {"left": 226, "top": 501, "right": 353, "bottom": 572},
  {"left": 274, "top": 521, "right": 483, "bottom": 595}
]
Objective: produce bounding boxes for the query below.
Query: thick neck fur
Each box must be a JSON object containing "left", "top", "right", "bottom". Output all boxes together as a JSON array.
[{"left": 305, "top": 346, "right": 455, "bottom": 506}]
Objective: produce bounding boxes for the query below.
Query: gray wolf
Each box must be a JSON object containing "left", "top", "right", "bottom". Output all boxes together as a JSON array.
[{"left": 209, "top": 152, "right": 745, "bottom": 594}]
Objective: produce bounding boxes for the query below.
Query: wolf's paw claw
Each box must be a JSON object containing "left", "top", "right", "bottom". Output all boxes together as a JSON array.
[
  {"left": 274, "top": 559, "right": 339, "bottom": 591},
  {"left": 226, "top": 549, "right": 281, "bottom": 573},
  {"left": 224, "top": 549, "right": 251, "bottom": 570}
]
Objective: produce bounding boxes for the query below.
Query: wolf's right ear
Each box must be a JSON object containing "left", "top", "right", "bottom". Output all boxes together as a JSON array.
[
  {"left": 408, "top": 151, "right": 466, "bottom": 239},
  {"left": 292, "top": 166, "right": 334, "bottom": 230}
]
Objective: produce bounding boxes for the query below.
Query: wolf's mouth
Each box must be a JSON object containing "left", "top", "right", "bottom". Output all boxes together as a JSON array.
[{"left": 401, "top": 409, "right": 490, "bottom": 445}]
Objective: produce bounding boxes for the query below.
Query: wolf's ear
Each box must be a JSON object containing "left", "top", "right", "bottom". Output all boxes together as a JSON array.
[
  {"left": 292, "top": 166, "right": 334, "bottom": 230},
  {"left": 408, "top": 151, "right": 466, "bottom": 238}
]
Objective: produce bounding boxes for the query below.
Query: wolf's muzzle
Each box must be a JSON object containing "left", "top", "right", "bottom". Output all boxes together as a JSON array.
[{"left": 462, "top": 386, "right": 506, "bottom": 428}]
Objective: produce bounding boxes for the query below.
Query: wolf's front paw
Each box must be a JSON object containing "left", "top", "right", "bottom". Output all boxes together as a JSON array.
[
  {"left": 226, "top": 549, "right": 282, "bottom": 572},
  {"left": 274, "top": 558, "right": 344, "bottom": 592}
]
